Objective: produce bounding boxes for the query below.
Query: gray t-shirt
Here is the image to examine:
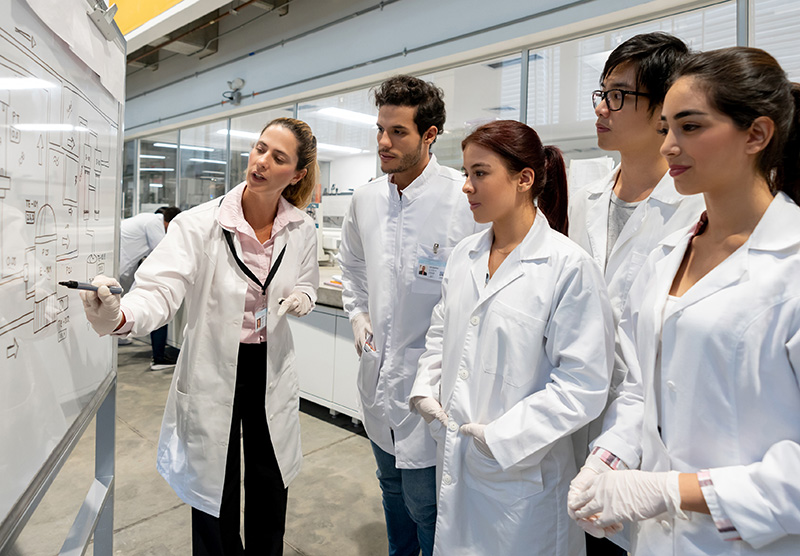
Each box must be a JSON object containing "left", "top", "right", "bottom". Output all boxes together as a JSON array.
[{"left": 606, "top": 191, "right": 641, "bottom": 266}]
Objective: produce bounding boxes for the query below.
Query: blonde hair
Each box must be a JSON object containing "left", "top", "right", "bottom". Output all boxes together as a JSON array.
[{"left": 261, "top": 117, "right": 318, "bottom": 208}]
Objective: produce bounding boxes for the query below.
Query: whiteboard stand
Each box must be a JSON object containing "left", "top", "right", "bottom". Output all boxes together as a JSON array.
[
  {"left": 60, "top": 377, "right": 116, "bottom": 556},
  {"left": 0, "top": 372, "right": 117, "bottom": 555}
]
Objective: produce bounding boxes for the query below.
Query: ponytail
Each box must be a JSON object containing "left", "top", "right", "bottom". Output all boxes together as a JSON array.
[
  {"left": 781, "top": 83, "right": 800, "bottom": 204},
  {"left": 537, "top": 146, "right": 569, "bottom": 236}
]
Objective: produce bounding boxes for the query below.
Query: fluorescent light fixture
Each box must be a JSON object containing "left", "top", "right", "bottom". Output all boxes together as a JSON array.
[
  {"left": 0, "top": 77, "right": 57, "bottom": 90},
  {"left": 189, "top": 158, "right": 226, "bottom": 165},
  {"left": 14, "top": 123, "right": 89, "bottom": 132},
  {"left": 140, "top": 168, "right": 174, "bottom": 172},
  {"left": 148, "top": 183, "right": 163, "bottom": 188},
  {"left": 241, "top": 152, "right": 250, "bottom": 157},
  {"left": 139, "top": 154, "right": 166, "bottom": 159},
  {"left": 152, "top": 142, "right": 214, "bottom": 152},
  {"left": 217, "top": 129, "right": 260, "bottom": 140},
  {"left": 202, "top": 170, "right": 225, "bottom": 175},
  {"left": 317, "top": 142, "right": 367, "bottom": 155},
  {"left": 317, "top": 107, "right": 376, "bottom": 126}
]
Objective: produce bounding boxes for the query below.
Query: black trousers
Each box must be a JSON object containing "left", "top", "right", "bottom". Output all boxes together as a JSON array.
[{"left": 192, "top": 342, "right": 288, "bottom": 556}]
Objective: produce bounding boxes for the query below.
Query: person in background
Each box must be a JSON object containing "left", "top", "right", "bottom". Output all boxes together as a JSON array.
[
  {"left": 119, "top": 206, "right": 181, "bottom": 369},
  {"left": 79, "top": 117, "right": 319, "bottom": 556},
  {"left": 337, "top": 75, "right": 482, "bottom": 556},
  {"left": 567, "top": 32, "right": 705, "bottom": 554},
  {"left": 410, "top": 120, "right": 614, "bottom": 555},
  {"left": 570, "top": 47, "right": 800, "bottom": 555}
]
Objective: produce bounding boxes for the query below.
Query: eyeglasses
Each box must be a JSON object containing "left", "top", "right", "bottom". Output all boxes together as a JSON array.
[{"left": 591, "top": 89, "right": 650, "bottom": 111}]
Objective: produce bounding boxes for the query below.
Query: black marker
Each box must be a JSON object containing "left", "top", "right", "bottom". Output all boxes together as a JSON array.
[{"left": 59, "top": 280, "right": 123, "bottom": 295}]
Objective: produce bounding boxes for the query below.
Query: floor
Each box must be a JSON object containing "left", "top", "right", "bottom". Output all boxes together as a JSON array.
[{"left": 8, "top": 339, "right": 389, "bottom": 555}]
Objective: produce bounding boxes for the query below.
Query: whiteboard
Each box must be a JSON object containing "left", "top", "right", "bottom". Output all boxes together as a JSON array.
[{"left": 0, "top": 0, "right": 122, "bottom": 528}]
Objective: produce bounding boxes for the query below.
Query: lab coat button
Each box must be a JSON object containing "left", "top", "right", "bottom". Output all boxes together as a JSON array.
[
  {"left": 458, "top": 369, "right": 469, "bottom": 380},
  {"left": 666, "top": 380, "right": 676, "bottom": 392},
  {"left": 661, "top": 520, "right": 671, "bottom": 532},
  {"left": 470, "top": 316, "right": 479, "bottom": 326},
  {"left": 448, "top": 421, "right": 458, "bottom": 432},
  {"left": 268, "top": 382, "right": 274, "bottom": 389},
  {"left": 442, "top": 473, "right": 452, "bottom": 485},
  {"left": 268, "top": 414, "right": 274, "bottom": 421}
]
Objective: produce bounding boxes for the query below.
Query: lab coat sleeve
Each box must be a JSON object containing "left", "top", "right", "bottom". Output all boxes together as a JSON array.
[
  {"left": 485, "top": 257, "right": 615, "bottom": 471},
  {"left": 409, "top": 278, "right": 447, "bottom": 405},
  {"left": 589, "top": 300, "right": 646, "bottom": 470},
  {"left": 120, "top": 212, "right": 199, "bottom": 336},
  {"left": 706, "top": 307, "right": 800, "bottom": 549},
  {"left": 337, "top": 194, "right": 369, "bottom": 318},
  {"left": 292, "top": 219, "right": 319, "bottom": 305}
]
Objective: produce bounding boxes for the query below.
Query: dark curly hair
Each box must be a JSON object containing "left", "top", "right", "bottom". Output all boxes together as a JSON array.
[{"left": 373, "top": 75, "right": 446, "bottom": 143}]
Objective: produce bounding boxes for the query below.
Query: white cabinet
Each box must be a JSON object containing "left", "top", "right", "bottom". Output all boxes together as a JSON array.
[{"left": 289, "top": 305, "right": 362, "bottom": 422}]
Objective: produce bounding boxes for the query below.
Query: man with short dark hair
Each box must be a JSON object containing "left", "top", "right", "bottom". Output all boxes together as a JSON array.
[
  {"left": 338, "top": 75, "right": 481, "bottom": 556},
  {"left": 568, "top": 32, "right": 705, "bottom": 555}
]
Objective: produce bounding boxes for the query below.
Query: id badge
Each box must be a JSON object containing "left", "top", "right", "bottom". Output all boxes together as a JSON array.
[
  {"left": 255, "top": 307, "right": 267, "bottom": 332},
  {"left": 416, "top": 257, "right": 446, "bottom": 281}
]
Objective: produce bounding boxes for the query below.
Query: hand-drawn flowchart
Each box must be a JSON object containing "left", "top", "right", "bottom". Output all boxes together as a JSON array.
[{"left": 0, "top": 25, "right": 118, "bottom": 350}]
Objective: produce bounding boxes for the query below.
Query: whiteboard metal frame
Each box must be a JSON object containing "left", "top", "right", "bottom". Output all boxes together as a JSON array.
[{"left": 0, "top": 1, "right": 125, "bottom": 553}]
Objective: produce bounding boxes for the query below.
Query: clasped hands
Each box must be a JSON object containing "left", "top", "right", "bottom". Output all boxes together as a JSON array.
[
  {"left": 413, "top": 397, "right": 493, "bottom": 458},
  {"left": 568, "top": 455, "right": 684, "bottom": 538}
]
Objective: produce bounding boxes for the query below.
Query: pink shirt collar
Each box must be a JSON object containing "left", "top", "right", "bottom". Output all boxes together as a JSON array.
[{"left": 218, "top": 182, "right": 303, "bottom": 244}]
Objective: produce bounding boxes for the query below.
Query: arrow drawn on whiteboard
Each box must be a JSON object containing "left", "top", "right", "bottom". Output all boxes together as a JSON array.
[
  {"left": 37, "top": 135, "right": 44, "bottom": 165},
  {"left": 6, "top": 338, "right": 19, "bottom": 359},
  {"left": 14, "top": 27, "right": 35, "bottom": 49}
]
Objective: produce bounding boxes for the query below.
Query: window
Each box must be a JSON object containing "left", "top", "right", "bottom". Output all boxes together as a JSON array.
[
  {"left": 753, "top": 0, "right": 800, "bottom": 80},
  {"left": 178, "top": 121, "right": 229, "bottom": 209},
  {"left": 138, "top": 131, "right": 178, "bottom": 213}
]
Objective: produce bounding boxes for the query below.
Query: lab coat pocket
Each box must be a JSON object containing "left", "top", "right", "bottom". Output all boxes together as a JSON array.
[
  {"left": 480, "top": 301, "right": 548, "bottom": 388},
  {"left": 411, "top": 243, "right": 451, "bottom": 295},
  {"left": 463, "top": 437, "right": 543, "bottom": 504},
  {"left": 357, "top": 348, "right": 381, "bottom": 409},
  {"left": 174, "top": 388, "right": 192, "bottom": 443}
]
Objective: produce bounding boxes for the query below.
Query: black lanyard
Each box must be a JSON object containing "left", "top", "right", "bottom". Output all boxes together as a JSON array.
[{"left": 222, "top": 228, "right": 286, "bottom": 296}]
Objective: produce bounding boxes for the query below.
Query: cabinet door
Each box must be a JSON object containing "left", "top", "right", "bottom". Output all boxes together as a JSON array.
[
  {"left": 332, "top": 314, "right": 361, "bottom": 417},
  {"left": 289, "top": 310, "right": 336, "bottom": 403}
]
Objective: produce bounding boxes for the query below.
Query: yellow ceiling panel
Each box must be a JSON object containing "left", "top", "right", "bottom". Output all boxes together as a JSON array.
[{"left": 115, "top": 0, "right": 184, "bottom": 35}]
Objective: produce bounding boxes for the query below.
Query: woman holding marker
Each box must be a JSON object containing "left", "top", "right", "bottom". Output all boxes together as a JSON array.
[
  {"left": 79, "top": 117, "right": 319, "bottom": 556},
  {"left": 409, "top": 120, "right": 614, "bottom": 555},
  {"left": 569, "top": 48, "right": 800, "bottom": 555}
]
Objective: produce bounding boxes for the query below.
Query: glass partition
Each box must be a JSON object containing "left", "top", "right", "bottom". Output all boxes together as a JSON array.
[
  {"left": 138, "top": 130, "right": 178, "bottom": 213},
  {"left": 121, "top": 140, "right": 135, "bottom": 218},
  {"left": 754, "top": 0, "right": 800, "bottom": 80},
  {"left": 227, "top": 105, "right": 295, "bottom": 189},
  {"left": 178, "top": 121, "right": 229, "bottom": 209},
  {"left": 423, "top": 54, "right": 522, "bottom": 169}
]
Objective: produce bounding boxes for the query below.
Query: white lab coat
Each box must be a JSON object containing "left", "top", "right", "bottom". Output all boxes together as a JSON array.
[
  {"left": 595, "top": 192, "right": 800, "bottom": 555},
  {"left": 119, "top": 212, "right": 166, "bottom": 292},
  {"left": 120, "top": 191, "right": 319, "bottom": 517},
  {"left": 410, "top": 212, "right": 615, "bottom": 555},
  {"left": 568, "top": 166, "right": 705, "bottom": 487},
  {"left": 337, "top": 155, "right": 482, "bottom": 468}
]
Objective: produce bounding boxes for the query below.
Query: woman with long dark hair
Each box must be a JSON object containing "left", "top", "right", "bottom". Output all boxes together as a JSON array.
[
  {"left": 570, "top": 47, "right": 800, "bottom": 555},
  {"left": 410, "top": 120, "right": 614, "bottom": 555}
]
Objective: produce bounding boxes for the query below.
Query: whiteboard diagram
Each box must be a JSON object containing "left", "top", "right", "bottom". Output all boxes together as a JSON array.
[{"left": 0, "top": 3, "right": 121, "bottom": 527}]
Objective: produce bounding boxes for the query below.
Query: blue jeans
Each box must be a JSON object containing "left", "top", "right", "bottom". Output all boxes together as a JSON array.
[{"left": 371, "top": 441, "right": 436, "bottom": 556}]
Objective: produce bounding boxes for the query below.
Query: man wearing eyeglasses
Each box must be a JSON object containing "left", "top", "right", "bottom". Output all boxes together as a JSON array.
[{"left": 567, "top": 32, "right": 706, "bottom": 555}]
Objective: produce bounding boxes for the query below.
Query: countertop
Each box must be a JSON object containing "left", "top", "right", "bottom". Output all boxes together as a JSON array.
[{"left": 316, "top": 264, "right": 344, "bottom": 309}]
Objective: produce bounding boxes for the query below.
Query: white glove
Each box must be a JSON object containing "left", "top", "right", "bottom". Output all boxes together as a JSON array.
[
  {"left": 79, "top": 275, "right": 123, "bottom": 336},
  {"left": 568, "top": 453, "right": 617, "bottom": 538},
  {"left": 413, "top": 396, "right": 448, "bottom": 427},
  {"left": 460, "top": 423, "right": 493, "bottom": 458},
  {"left": 351, "top": 312, "right": 373, "bottom": 356},
  {"left": 277, "top": 291, "right": 313, "bottom": 317},
  {"left": 570, "top": 470, "right": 685, "bottom": 528}
]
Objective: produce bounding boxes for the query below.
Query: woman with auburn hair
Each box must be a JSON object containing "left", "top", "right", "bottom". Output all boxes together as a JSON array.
[
  {"left": 80, "top": 117, "right": 319, "bottom": 555},
  {"left": 570, "top": 47, "right": 800, "bottom": 555},
  {"left": 410, "top": 119, "right": 614, "bottom": 555}
]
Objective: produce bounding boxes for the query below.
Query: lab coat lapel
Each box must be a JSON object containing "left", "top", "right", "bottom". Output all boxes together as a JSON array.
[
  {"left": 469, "top": 229, "right": 492, "bottom": 300},
  {"left": 583, "top": 170, "right": 615, "bottom": 267},
  {"left": 610, "top": 172, "right": 676, "bottom": 261}
]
